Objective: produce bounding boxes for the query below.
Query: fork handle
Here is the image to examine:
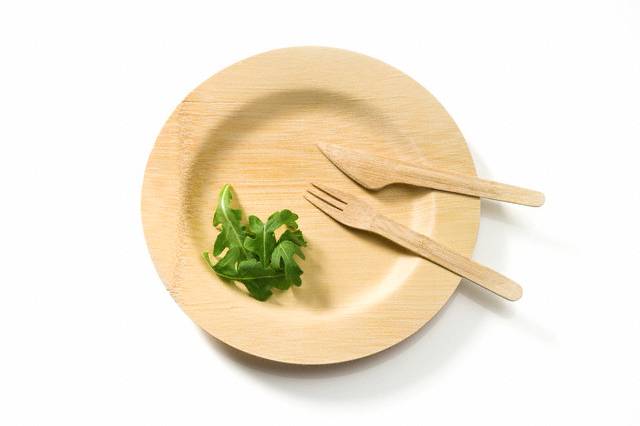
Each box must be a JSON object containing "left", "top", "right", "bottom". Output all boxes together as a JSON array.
[{"left": 371, "top": 215, "right": 523, "bottom": 301}]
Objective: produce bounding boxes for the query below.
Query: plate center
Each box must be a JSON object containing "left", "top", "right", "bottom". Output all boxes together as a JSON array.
[{"left": 183, "top": 89, "right": 436, "bottom": 312}]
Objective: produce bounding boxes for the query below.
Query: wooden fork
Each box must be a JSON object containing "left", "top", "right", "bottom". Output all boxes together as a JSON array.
[{"left": 304, "top": 183, "right": 523, "bottom": 301}]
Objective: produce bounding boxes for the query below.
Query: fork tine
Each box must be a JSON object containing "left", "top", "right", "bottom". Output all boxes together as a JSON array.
[
  {"left": 311, "top": 182, "right": 350, "bottom": 205},
  {"left": 307, "top": 187, "right": 345, "bottom": 210},
  {"left": 304, "top": 192, "right": 343, "bottom": 219}
]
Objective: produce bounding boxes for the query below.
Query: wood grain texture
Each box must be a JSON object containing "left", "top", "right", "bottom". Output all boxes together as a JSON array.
[
  {"left": 305, "top": 184, "right": 522, "bottom": 301},
  {"left": 317, "top": 143, "right": 544, "bottom": 206},
  {"left": 141, "top": 47, "right": 481, "bottom": 364}
]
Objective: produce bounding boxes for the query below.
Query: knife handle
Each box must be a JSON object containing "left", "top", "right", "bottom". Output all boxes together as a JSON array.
[
  {"left": 397, "top": 163, "right": 545, "bottom": 207},
  {"left": 371, "top": 215, "right": 523, "bottom": 301}
]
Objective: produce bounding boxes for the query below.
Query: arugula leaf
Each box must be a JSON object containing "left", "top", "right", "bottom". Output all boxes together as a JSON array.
[
  {"left": 271, "top": 240, "right": 305, "bottom": 287},
  {"left": 266, "top": 209, "right": 299, "bottom": 231},
  {"left": 212, "top": 247, "right": 242, "bottom": 277},
  {"left": 243, "top": 215, "right": 276, "bottom": 266},
  {"left": 244, "top": 209, "right": 302, "bottom": 266},
  {"left": 203, "top": 185, "right": 307, "bottom": 301},
  {"left": 212, "top": 184, "right": 250, "bottom": 258},
  {"left": 235, "top": 259, "right": 284, "bottom": 301},
  {"left": 278, "top": 229, "right": 306, "bottom": 246}
]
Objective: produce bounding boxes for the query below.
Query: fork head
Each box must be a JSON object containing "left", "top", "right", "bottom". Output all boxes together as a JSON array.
[{"left": 304, "top": 183, "right": 378, "bottom": 231}]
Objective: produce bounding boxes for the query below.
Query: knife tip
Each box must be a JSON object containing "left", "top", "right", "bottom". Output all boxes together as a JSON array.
[{"left": 316, "top": 142, "right": 329, "bottom": 152}]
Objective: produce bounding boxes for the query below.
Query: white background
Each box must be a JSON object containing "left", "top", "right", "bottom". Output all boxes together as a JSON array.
[{"left": 1, "top": 1, "right": 639, "bottom": 425}]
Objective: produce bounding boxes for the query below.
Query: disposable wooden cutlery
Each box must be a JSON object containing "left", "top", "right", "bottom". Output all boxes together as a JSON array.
[
  {"left": 305, "top": 183, "right": 523, "bottom": 301},
  {"left": 317, "top": 143, "right": 545, "bottom": 207}
]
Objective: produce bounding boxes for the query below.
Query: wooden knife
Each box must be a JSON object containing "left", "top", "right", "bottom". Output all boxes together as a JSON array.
[{"left": 317, "top": 143, "right": 545, "bottom": 207}]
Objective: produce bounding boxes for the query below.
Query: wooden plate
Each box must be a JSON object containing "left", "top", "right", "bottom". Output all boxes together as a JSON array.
[{"left": 141, "top": 47, "right": 480, "bottom": 365}]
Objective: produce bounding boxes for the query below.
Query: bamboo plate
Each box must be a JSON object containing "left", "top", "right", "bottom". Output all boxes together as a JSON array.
[{"left": 141, "top": 47, "right": 480, "bottom": 365}]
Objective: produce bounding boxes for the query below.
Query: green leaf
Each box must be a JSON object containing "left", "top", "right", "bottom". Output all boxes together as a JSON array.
[
  {"left": 265, "top": 209, "right": 299, "bottom": 232},
  {"left": 235, "top": 259, "right": 284, "bottom": 300},
  {"left": 278, "top": 229, "right": 306, "bottom": 246},
  {"left": 243, "top": 215, "right": 277, "bottom": 266},
  {"left": 212, "top": 232, "right": 227, "bottom": 256},
  {"left": 203, "top": 185, "right": 307, "bottom": 301},
  {"left": 203, "top": 248, "right": 241, "bottom": 281},
  {"left": 271, "top": 240, "right": 305, "bottom": 287},
  {"left": 244, "top": 209, "right": 303, "bottom": 266},
  {"left": 202, "top": 251, "right": 216, "bottom": 269},
  {"left": 212, "top": 247, "right": 242, "bottom": 277},
  {"left": 212, "top": 184, "right": 250, "bottom": 258}
]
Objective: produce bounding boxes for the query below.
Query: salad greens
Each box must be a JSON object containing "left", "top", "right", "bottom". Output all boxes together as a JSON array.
[{"left": 203, "top": 184, "right": 307, "bottom": 301}]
